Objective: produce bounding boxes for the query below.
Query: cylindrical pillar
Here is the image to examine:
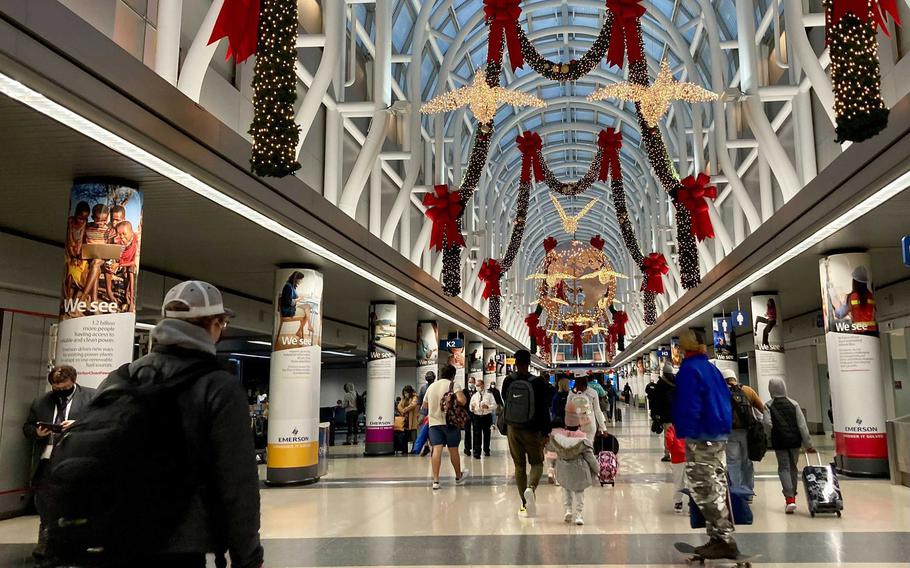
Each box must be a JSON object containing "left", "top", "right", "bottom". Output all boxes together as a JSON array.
[
  {"left": 416, "top": 321, "right": 439, "bottom": 388},
  {"left": 751, "top": 293, "right": 786, "bottom": 400},
  {"left": 442, "top": 333, "right": 466, "bottom": 389},
  {"left": 467, "top": 341, "right": 484, "bottom": 385},
  {"left": 712, "top": 315, "right": 738, "bottom": 376},
  {"left": 154, "top": 0, "right": 183, "bottom": 85},
  {"left": 819, "top": 253, "right": 888, "bottom": 476},
  {"left": 267, "top": 268, "right": 324, "bottom": 485},
  {"left": 483, "top": 347, "right": 497, "bottom": 386},
  {"left": 56, "top": 180, "right": 142, "bottom": 388},
  {"left": 365, "top": 301, "right": 397, "bottom": 456}
]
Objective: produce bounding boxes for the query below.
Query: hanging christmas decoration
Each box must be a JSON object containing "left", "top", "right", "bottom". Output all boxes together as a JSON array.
[
  {"left": 570, "top": 323, "right": 585, "bottom": 358},
  {"left": 483, "top": 0, "right": 524, "bottom": 72},
  {"left": 597, "top": 128, "right": 623, "bottom": 182},
  {"left": 249, "top": 0, "right": 301, "bottom": 177},
  {"left": 678, "top": 173, "right": 718, "bottom": 241},
  {"left": 589, "top": 59, "right": 717, "bottom": 128},
  {"left": 605, "top": 0, "right": 646, "bottom": 68},
  {"left": 484, "top": 180, "right": 531, "bottom": 330},
  {"left": 208, "top": 0, "right": 260, "bottom": 63},
  {"left": 642, "top": 252, "right": 669, "bottom": 294},
  {"left": 516, "top": 131, "right": 545, "bottom": 183},
  {"left": 551, "top": 195, "right": 599, "bottom": 234},
  {"left": 420, "top": 70, "right": 546, "bottom": 124},
  {"left": 825, "top": 0, "right": 899, "bottom": 142},
  {"left": 609, "top": 305, "right": 629, "bottom": 350},
  {"left": 518, "top": 12, "right": 615, "bottom": 81},
  {"left": 423, "top": 184, "right": 465, "bottom": 252}
]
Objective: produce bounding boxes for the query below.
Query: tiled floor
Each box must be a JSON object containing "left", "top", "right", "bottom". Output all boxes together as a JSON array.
[{"left": 2, "top": 407, "right": 909, "bottom": 566}]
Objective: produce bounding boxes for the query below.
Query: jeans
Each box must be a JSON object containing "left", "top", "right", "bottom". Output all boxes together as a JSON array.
[
  {"left": 345, "top": 410, "right": 359, "bottom": 443},
  {"left": 472, "top": 414, "right": 493, "bottom": 456},
  {"left": 726, "top": 429, "right": 754, "bottom": 491},
  {"left": 775, "top": 448, "right": 800, "bottom": 498},
  {"left": 562, "top": 487, "right": 585, "bottom": 515},
  {"left": 686, "top": 440, "right": 735, "bottom": 544},
  {"left": 507, "top": 427, "right": 545, "bottom": 504}
]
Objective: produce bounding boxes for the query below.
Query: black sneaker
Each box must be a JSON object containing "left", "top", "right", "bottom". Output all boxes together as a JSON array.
[
  {"left": 698, "top": 539, "right": 739, "bottom": 560},
  {"left": 661, "top": 455, "right": 671, "bottom": 462},
  {"left": 484, "top": 451, "right": 491, "bottom": 457}
]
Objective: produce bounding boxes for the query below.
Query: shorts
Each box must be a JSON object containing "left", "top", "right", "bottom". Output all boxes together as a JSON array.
[{"left": 429, "top": 425, "right": 461, "bottom": 448}]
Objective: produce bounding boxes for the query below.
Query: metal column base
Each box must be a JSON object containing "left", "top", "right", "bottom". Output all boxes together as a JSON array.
[{"left": 834, "top": 454, "right": 890, "bottom": 478}]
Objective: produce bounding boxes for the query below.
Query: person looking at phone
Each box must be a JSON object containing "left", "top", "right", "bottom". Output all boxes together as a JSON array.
[{"left": 22, "top": 364, "right": 95, "bottom": 559}]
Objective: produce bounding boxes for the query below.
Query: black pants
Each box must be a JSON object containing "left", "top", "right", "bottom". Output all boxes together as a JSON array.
[
  {"left": 755, "top": 316, "right": 776, "bottom": 347},
  {"left": 463, "top": 415, "right": 473, "bottom": 452},
  {"left": 472, "top": 414, "right": 493, "bottom": 456},
  {"left": 346, "top": 410, "right": 359, "bottom": 442}
]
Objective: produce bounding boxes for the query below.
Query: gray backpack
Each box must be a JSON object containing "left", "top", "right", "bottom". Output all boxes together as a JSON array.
[{"left": 504, "top": 378, "right": 536, "bottom": 425}]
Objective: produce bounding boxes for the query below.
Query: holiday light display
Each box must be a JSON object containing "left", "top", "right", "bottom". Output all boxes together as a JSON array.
[
  {"left": 678, "top": 173, "right": 717, "bottom": 241},
  {"left": 551, "top": 195, "right": 600, "bottom": 234},
  {"left": 518, "top": 12, "right": 615, "bottom": 81},
  {"left": 420, "top": 70, "right": 546, "bottom": 124},
  {"left": 483, "top": 179, "right": 531, "bottom": 330}
]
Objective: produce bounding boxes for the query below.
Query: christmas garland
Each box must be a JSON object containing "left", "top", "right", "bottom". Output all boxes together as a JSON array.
[
  {"left": 482, "top": 179, "right": 531, "bottom": 330},
  {"left": 517, "top": 12, "right": 615, "bottom": 81},
  {"left": 538, "top": 145, "right": 606, "bottom": 196}
]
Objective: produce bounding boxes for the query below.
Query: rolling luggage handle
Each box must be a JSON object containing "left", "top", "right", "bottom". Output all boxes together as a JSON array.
[{"left": 804, "top": 450, "right": 823, "bottom": 466}]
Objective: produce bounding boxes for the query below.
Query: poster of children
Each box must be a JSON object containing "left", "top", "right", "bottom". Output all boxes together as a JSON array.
[
  {"left": 60, "top": 181, "right": 142, "bottom": 320},
  {"left": 274, "top": 269, "right": 323, "bottom": 351}
]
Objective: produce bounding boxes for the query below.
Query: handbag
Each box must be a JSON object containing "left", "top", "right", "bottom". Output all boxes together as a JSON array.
[
  {"left": 442, "top": 383, "right": 469, "bottom": 429},
  {"left": 393, "top": 416, "right": 405, "bottom": 431}
]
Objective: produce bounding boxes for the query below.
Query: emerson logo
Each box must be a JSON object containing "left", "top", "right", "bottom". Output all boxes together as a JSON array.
[
  {"left": 278, "top": 427, "right": 309, "bottom": 443},
  {"left": 844, "top": 417, "right": 877, "bottom": 433}
]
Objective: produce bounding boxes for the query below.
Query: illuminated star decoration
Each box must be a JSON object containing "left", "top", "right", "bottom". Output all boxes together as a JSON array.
[
  {"left": 588, "top": 59, "right": 717, "bottom": 127},
  {"left": 550, "top": 194, "right": 599, "bottom": 234},
  {"left": 420, "top": 70, "right": 547, "bottom": 124}
]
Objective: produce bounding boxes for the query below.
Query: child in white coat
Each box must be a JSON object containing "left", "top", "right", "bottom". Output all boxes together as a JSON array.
[{"left": 547, "top": 427, "right": 599, "bottom": 525}]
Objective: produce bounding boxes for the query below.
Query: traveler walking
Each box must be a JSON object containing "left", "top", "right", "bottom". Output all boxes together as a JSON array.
[
  {"left": 23, "top": 365, "right": 95, "bottom": 559},
  {"left": 502, "top": 350, "right": 553, "bottom": 517},
  {"left": 762, "top": 377, "right": 815, "bottom": 514},
  {"left": 722, "top": 368, "right": 764, "bottom": 495},
  {"left": 666, "top": 423, "right": 688, "bottom": 514},
  {"left": 42, "top": 281, "right": 263, "bottom": 568},
  {"left": 462, "top": 377, "right": 476, "bottom": 457},
  {"left": 414, "top": 371, "right": 436, "bottom": 456},
  {"left": 423, "top": 365, "right": 469, "bottom": 490},
  {"left": 547, "top": 427, "right": 599, "bottom": 526},
  {"left": 622, "top": 382, "right": 633, "bottom": 405},
  {"left": 469, "top": 377, "right": 496, "bottom": 458},
  {"left": 342, "top": 383, "right": 359, "bottom": 445},
  {"left": 648, "top": 362, "right": 677, "bottom": 462},
  {"left": 547, "top": 378, "right": 571, "bottom": 483},
  {"left": 397, "top": 385, "right": 420, "bottom": 451},
  {"left": 672, "top": 329, "right": 738, "bottom": 560},
  {"left": 564, "top": 376, "right": 605, "bottom": 444}
]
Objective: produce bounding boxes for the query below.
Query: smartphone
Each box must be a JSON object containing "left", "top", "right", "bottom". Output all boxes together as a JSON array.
[{"left": 36, "top": 422, "right": 64, "bottom": 434}]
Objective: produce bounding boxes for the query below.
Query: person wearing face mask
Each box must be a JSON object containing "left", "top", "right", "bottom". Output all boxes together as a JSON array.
[
  {"left": 462, "top": 377, "right": 477, "bottom": 457},
  {"left": 23, "top": 365, "right": 95, "bottom": 559}
]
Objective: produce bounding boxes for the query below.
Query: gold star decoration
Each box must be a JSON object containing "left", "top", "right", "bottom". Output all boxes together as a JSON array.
[
  {"left": 587, "top": 59, "right": 718, "bottom": 128},
  {"left": 526, "top": 271, "right": 575, "bottom": 287},
  {"left": 579, "top": 268, "right": 629, "bottom": 284},
  {"left": 420, "top": 70, "right": 546, "bottom": 124},
  {"left": 583, "top": 324, "right": 609, "bottom": 335},
  {"left": 551, "top": 194, "right": 599, "bottom": 235}
]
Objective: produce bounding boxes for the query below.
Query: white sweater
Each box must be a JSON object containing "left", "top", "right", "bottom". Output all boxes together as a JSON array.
[{"left": 470, "top": 389, "right": 497, "bottom": 416}]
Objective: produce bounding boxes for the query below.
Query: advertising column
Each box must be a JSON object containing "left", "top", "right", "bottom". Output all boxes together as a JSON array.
[
  {"left": 267, "top": 268, "right": 324, "bottom": 484},
  {"left": 366, "top": 302, "right": 396, "bottom": 456},
  {"left": 712, "top": 315, "right": 738, "bottom": 376},
  {"left": 819, "top": 253, "right": 888, "bottom": 476},
  {"left": 648, "top": 350, "right": 659, "bottom": 384},
  {"left": 416, "top": 321, "right": 439, "bottom": 388},
  {"left": 56, "top": 180, "right": 143, "bottom": 388},
  {"left": 483, "top": 348, "right": 497, "bottom": 386},
  {"left": 467, "top": 341, "right": 484, "bottom": 385},
  {"left": 442, "top": 333, "right": 466, "bottom": 388},
  {"left": 751, "top": 293, "right": 786, "bottom": 400}
]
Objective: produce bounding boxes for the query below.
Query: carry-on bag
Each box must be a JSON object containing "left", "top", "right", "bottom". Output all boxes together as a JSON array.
[
  {"left": 802, "top": 451, "right": 843, "bottom": 517},
  {"left": 597, "top": 451, "right": 618, "bottom": 486}
]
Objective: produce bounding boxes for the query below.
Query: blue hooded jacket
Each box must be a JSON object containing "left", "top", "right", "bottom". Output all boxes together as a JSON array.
[{"left": 671, "top": 353, "right": 732, "bottom": 441}]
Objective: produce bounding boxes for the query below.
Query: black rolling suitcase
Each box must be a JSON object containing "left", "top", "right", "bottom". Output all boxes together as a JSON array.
[
  {"left": 614, "top": 407, "right": 622, "bottom": 422},
  {"left": 802, "top": 451, "right": 843, "bottom": 517}
]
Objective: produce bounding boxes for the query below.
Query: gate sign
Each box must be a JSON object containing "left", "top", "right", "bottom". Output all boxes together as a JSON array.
[
  {"left": 440, "top": 338, "right": 464, "bottom": 350},
  {"left": 902, "top": 235, "right": 910, "bottom": 267}
]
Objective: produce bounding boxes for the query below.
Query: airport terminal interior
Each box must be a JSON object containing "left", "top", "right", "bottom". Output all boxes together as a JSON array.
[{"left": 1, "top": 0, "right": 910, "bottom": 565}]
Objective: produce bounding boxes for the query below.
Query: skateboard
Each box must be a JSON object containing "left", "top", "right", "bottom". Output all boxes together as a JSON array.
[{"left": 674, "top": 542, "right": 758, "bottom": 567}]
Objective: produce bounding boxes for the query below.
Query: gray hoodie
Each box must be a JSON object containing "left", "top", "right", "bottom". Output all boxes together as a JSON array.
[
  {"left": 762, "top": 377, "right": 812, "bottom": 449},
  {"left": 342, "top": 383, "right": 358, "bottom": 412},
  {"left": 547, "top": 428, "right": 600, "bottom": 491}
]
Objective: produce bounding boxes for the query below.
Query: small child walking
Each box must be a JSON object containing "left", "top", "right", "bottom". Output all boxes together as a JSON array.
[
  {"left": 547, "top": 427, "right": 599, "bottom": 525},
  {"left": 666, "top": 423, "right": 687, "bottom": 514}
]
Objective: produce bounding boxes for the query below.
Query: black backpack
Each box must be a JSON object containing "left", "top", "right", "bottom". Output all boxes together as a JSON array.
[
  {"left": 730, "top": 384, "right": 754, "bottom": 430},
  {"left": 41, "top": 360, "right": 216, "bottom": 563},
  {"left": 504, "top": 377, "right": 536, "bottom": 426}
]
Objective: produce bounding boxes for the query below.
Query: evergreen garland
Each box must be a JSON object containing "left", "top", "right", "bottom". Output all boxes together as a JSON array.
[{"left": 249, "top": 0, "right": 301, "bottom": 177}]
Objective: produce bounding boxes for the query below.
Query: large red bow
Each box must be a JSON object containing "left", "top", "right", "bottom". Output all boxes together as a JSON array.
[
  {"left": 525, "top": 313, "right": 540, "bottom": 331},
  {"left": 613, "top": 310, "right": 629, "bottom": 335},
  {"left": 208, "top": 0, "right": 260, "bottom": 63},
  {"left": 543, "top": 236, "right": 558, "bottom": 252},
  {"left": 678, "top": 173, "right": 717, "bottom": 241},
  {"left": 607, "top": 322, "right": 619, "bottom": 345},
  {"left": 554, "top": 281, "right": 567, "bottom": 301},
  {"left": 606, "top": 0, "right": 646, "bottom": 68},
  {"left": 829, "top": 0, "right": 901, "bottom": 40},
  {"left": 478, "top": 259, "right": 503, "bottom": 299},
  {"left": 598, "top": 128, "right": 623, "bottom": 182},
  {"left": 591, "top": 235, "right": 606, "bottom": 250},
  {"left": 423, "top": 185, "right": 465, "bottom": 251},
  {"left": 484, "top": 0, "right": 524, "bottom": 71},
  {"left": 516, "top": 131, "right": 544, "bottom": 183},
  {"left": 571, "top": 324, "right": 585, "bottom": 358},
  {"left": 539, "top": 330, "right": 551, "bottom": 356},
  {"left": 642, "top": 252, "right": 669, "bottom": 294}
]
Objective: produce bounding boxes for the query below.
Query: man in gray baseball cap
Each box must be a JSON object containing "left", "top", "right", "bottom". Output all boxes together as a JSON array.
[{"left": 94, "top": 280, "right": 263, "bottom": 567}]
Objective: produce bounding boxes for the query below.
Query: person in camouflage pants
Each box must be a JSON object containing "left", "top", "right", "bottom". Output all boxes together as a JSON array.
[{"left": 686, "top": 440, "right": 734, "bottom": 544}]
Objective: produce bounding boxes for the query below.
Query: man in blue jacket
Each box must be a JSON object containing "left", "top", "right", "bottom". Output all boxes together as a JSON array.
[{"left": 672, "top": 329, "right": 737, "bottom": 560}]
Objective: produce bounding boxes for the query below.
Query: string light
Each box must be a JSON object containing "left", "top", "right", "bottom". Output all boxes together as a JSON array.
[
  {"left": 550, "top": 194, "right": 599, "bottom": 234},
  {"left": 487, "top": 180, "right": 531, "bottom": 330},
  {"left": 420, "top": 69, "right": 546, "bottom": 124},
  {"left": 518, "top": 12, "right": 615, "bottom": 81},
  {"left": 539, "top": 146, "right": 605, "bottom": 196},
  {"left": 249, "top": 0, "right": 301, "bottom": 177},
  {"left": 589, "top": 59, "right": 717, "bottom": 128}
]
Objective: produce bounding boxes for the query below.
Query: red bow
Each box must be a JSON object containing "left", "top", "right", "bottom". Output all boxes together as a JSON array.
[
  {"left": 423, "top": 185, "right": 465, "bottom": 251},
  {"left": 525, "top": 313, "right": 540, "bottom": 331},
  {"left": 613, "top": 310, "right": 629, "bottom": 335},
  {"left": 516, "top": 131, "right": 544, "bottom": 183},
  {"left": 607, "top": 322, "right": 619, "bottom": 346},
  {"left": 591, "top": 235, "right": 606, "bottom": 250},
  {"left": 543, "top": 236, "right": 558, "bottom": 252},
  {"left": 539, "top": 330, "right": 551, "bottom": 356},
  {"left": 484, "top": 0, "right": 524, "bottom": 71},
  {"left": 478, "top": 259, "right": 503, "bottom": 299},
  {"left": 830, "top": 0, "right": 901, "bottom": 40},
  {"left": 598, "top": 128, "right": 623, "bottom": 182},
  {"left": 678, "top": 173, "right": 717, "bottom": 241},
  {"left": 555, "top": 281, "right": 567, "bottom": 301},
  {"left": 642, "top": 252, "right": 669, "bottom": 294},
  {"left": 606, "top": 0, "right": 646, "bottom": 68},
  {"left": 208, "top": 0, "right": 260, "bottom": 63},
  {"left": 571, "top": 324, "right": 585, "bottom": 358}
]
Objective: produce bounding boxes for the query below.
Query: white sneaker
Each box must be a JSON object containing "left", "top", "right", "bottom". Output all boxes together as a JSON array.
[
  {"left": 574, "top": 514, "right": 584, "bottom": 526},
  {"left": 564, "top": 511, "right": 573, "bottom": 523},
  {"left": 455, "top": 470, "right": 469, "bottom": 486},
  {"left": 432, "top": 481, "right": 440, "bottom": 491},
  {"left": 518, "top": 506, "right": 529, "bottom": 518},
  {"left": 523, "top": 488, "right": 537, "bottom": 517}
]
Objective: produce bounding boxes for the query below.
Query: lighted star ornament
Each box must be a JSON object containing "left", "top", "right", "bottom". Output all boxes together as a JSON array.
[
  {"left": 550, "top": 194, "right": 599, "bottom": 234},
  {"left": 420, "top": 70, "right": 546, "bottom": 123},
  {"left": 588, "top": 59, "right": 718, "bottom": 127}
]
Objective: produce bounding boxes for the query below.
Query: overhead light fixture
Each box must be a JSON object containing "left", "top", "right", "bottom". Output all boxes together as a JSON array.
[
  {"left": 323, "top": 350, "right": 358, "bottom": 357},
  {"left": 229, "top": 352, "right": 271, "bottom": 359},
  {"left": 613, "top": 166, "right": 910, "bottom": 367},
  {"left": 0, "top": 72, "right": 516, "bottom": 353},
  {"left": 248, "top": 340, "right": 272, "bottom": 346},
  {"left": 135, "top": 322, "right": 155, "bottom": 330}
]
